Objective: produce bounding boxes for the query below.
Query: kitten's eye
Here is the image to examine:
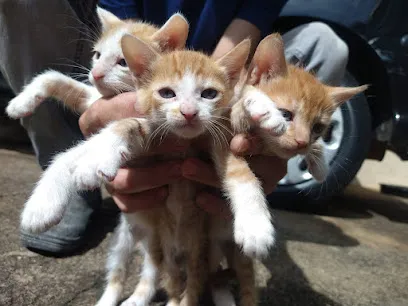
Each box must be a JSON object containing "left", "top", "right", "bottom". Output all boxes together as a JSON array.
[
  {"left": 279, "top": 108, "right": 293, "bottom": 121},
  {"left": 158, "top": 87, "right": 176, "bottom": 99},
  {"left": 201, "top": 88, "right": 218, "bottom": 99},
  {"left": 313, "top": 123, "right": 326, "bottom": 134},
  {"left": 118, "top": 58, "right": 127, "bottom": 67},
  {"left": 94, "top": 51, "right": 101, "bottom": 59}
]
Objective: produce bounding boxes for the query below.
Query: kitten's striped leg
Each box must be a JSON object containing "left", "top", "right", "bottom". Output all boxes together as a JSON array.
[
  {"left": 180, "top": 231, "right": 209, "bottom": 306},
  {"left": 6, "top": 70, "right": 99, "bottom": 119},
  {"left": 232, "top": 246, "right": 257, "bottom": 306}
]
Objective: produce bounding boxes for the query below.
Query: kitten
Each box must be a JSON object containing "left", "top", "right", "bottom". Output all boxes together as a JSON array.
[
  {"left": 232, "top": 33, "right": 368, "bottom": 182},
  {"left": 206, "top": 34, "right": 368, "bottom": 305},
  {"left": 6, "top": 7, "right": 189, "bottom": 118},
  {"left": 94, "top": 36, "right": 253, "bottom": 306}
]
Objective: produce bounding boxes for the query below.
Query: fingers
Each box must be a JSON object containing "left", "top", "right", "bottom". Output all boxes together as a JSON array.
[
  {"left": 230, "top": 133, "right": 262, "bottom": 156},
  {"left": 112, "top": 186, "right": 168, "bottom": 213},
  {"left": 181, "top": 158, "right": 220, "bottom": 188},
  {"left": 79, "top": 92, "right": 140, "bottom": 137},
  {"left": 107, "top": 161, "right": 183, "bottom": 194},
  {"left": 248, "top": 155, "right": 287, "bottom": 194},
  {"left": 196, "top": 191, "right": 232, "bottom": 220}
]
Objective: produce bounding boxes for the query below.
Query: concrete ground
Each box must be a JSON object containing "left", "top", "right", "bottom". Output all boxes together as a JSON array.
[{"left": 0, "top": 142, "right": 407, "bottom": 306}]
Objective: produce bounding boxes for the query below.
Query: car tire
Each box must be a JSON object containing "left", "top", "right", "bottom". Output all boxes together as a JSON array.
[{"left": 268, "top": 71, "right": 372, "bottom": 211}]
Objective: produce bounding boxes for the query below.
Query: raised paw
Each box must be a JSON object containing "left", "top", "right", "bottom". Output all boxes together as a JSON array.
[
  {"left": 260, "top": 108, "right": 288, "bottom": 136},
  {"left": 234, "top": 213, "right": 275, "bottom": 258},
  {"left": 243, "top": 89, "right": 288, "bottom": 136},
  {"left": 70, "top": 131, "right": 130, "bottom": 190},
  {"left": 6, "top": 91, "right": 45, "bottom": 119}
]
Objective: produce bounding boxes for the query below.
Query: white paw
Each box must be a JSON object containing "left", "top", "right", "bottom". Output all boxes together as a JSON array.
[
  {"left": 71, "top": 130, "right": 130, "bottom": 190},
  {"left": 243, "top": 88, "right": 287, "bottom": 135},
  {"left": 20, "top": 197, "right": 64, "bottom": 234},
  {"left": 234, "top": 213, "right": 275, "bottom": 258},
  {"left": 6, "top": 90, "right": 45, "bottom": 119},
  {"left": 259, "top": 109, "right": 287, "bottom": 136}
]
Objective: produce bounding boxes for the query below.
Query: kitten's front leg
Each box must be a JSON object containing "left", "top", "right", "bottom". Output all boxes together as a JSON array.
[
  {"left": 213, "top": 148, "right": 275, "bottom": 258},
  {"left": 6, "top": 70, "right": 98, "bottom": 119},
  {"left": 71, "top": 118, "right": 150, "bottom": 190}
]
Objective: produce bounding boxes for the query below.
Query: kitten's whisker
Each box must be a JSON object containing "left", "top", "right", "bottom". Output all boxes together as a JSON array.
[{"left": 210, "top": 119, "right": 233, "bottom": 138}]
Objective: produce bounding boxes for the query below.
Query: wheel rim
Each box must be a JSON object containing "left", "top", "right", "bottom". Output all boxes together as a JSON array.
[{"left": 278, "top": 106, "right": 345, "bottom": 186}]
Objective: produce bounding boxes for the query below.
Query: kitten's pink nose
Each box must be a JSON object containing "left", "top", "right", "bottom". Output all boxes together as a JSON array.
[
  {"left": 295, "top": 139, "right": 308, "bottom": 149},
  {"left": 91, "top": 70, "right": 104, "bottom": 81},
  {"left": 181, "top": 110, "right": 198, "bottom": 122}
]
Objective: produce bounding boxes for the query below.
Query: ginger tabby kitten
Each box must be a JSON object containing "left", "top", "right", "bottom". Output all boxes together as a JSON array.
[{"left": 230, "top": 33, "right": 368, "bottom": 184}]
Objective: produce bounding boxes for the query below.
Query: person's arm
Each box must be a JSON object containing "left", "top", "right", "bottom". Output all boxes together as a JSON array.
[
  {"left": 212, "top": 0, "right": 288, "bottom": 59},
  {"left": 212, "top": 18, "right": 261, "bottom": 60},
  {"left": 98, "top": 0, "right": 140, "bottom": 19}
]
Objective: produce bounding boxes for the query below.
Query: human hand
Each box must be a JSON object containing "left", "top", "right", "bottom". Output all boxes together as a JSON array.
[
  {"left": 106, "top": 135, "right": 189, "bottom": 213},
  {"left": 184, "top": 134, "right": 287, "bottom": 219},
  {"left": 79, "top": 92, "right": 140, "bottom": 137}
]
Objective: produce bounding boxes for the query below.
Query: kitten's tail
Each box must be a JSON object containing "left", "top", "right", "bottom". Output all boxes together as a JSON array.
[{"left": 20, "top": 144, "right": 86, "bottom": 234}]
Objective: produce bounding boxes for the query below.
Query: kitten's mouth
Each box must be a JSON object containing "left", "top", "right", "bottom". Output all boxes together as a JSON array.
[{"left": 172, "top": 121, "right": 204, "bottom": 138}]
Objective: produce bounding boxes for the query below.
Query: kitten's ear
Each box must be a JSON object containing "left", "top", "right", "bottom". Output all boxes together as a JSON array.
[
  {"left": 306, "top": 143, "right": 328, "bottom": 183},
  {"left": 327, "top": 84, "right": 368, "bottom": 106},
  {"left": 216, "top": 39, "right": 251, "bottom": 87},
  {"left": 96, "top": 6, "right": 122, "bottom": 31},
  {"left": 151, "top": 13, "right": 189, "bottom": 51},
  {"left": 121, "top": 34, "right": 159, "bottom": 77},
  {"left": 248, "top": 33, "right": 288, "bottom": 85}
]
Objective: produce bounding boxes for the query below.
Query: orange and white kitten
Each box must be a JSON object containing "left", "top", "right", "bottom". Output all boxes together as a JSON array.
[
  {"left": 231, "top": 33, "right": 368, "bottom": 181},
  {"left": 6, "top": 7, "right": 189, "bottom": 118},
  {"left": 94, "top": 37, "right": 252, "bottom": 306}
]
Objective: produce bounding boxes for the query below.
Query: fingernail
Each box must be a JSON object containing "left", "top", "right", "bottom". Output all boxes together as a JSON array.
[{"left": 182, "top": 161, "right": 197, "bottom": 176}]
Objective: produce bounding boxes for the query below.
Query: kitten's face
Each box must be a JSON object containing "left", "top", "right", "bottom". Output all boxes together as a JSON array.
[
  {"left": 248, "top": 33, "right": 367, "bottom": 159},
  {"left": 139, "top": 52, "right": 231, "bottom": 138},
  {"left": 89, "top": 8, "right": 188, "bottom": 97},
  {"left": 257, "top": 67, "right": 335, "bottom": 159},
  {"left": 121, "top": 35, "right": 250, "bottom": 139}
]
